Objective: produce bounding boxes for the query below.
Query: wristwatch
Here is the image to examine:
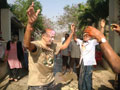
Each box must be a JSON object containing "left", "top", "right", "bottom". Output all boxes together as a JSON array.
[{"left": 99, "top": 38, "right": 106, "bottom": 44}]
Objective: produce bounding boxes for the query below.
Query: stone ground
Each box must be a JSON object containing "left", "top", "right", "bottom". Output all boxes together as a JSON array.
[{"left": 0, "top": 57, "right": 116, "bottom": 90}]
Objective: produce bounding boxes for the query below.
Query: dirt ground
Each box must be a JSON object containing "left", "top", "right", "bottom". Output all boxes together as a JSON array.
[{"left": 0, "top": 57, "right": 116, "bottom": 90}]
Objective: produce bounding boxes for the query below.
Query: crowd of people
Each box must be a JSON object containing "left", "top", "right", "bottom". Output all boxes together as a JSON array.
[
  {"left": 23, "top": 2, "right": 120, "bottom": 90},
  {"left": 0, "top": 2, "right": 120, "bottom": 90},
  {"left": 60, "top": 19, "right": 106, "bottom": 90}
]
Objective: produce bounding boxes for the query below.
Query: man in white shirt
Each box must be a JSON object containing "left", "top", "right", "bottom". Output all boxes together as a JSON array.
[{"left": 75, "top": 33, "right": 98, "bottom": 90}]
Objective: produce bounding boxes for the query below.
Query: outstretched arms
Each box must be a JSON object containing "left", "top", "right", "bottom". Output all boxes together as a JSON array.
[
  {"left": 60, "top": 24, "right": 75, "bottom": 50},
  {"left": 24, "top": 2, "right": 40, "bottom": 52}
]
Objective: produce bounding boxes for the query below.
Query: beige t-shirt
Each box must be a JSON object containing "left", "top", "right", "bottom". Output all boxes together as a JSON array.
[{"left": 28, "top": 40, "right": 61, "bottom": 86}]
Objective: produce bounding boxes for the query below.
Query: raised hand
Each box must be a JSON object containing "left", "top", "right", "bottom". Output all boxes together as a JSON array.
[
  {"left": 27, "top": 2, "right": 40, "bottom": 25},
  {"left": 71, "top": 24, "right": 75, "bottom": 33},
  {"left": 100, "top": 19, "right": 106, "bottom": 33},
  {"left": 111, "top": 24, "right": 120, "bottom": 33},
  {"left": 84, "top": 26, "right": 105, "bottom": 42},
  {"left": 100, "top": 19, "right": 106, "bottom": 28},
  {"left": 84, "top": 26, "right": 99, "bottom": 37}
]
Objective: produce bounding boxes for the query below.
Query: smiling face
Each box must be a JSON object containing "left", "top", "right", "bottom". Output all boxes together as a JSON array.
[{"left": 83, "top": 33, "right": 91, "bottom": 42}]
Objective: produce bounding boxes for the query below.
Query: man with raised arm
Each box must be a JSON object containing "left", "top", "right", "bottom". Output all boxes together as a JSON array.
[
  {"left": 73, "top": 19, "right": 106, "bottom": 90},
  {"left": 24, "top": 2, "right": 75, "bottom": 90},
  {"left": 84, "top": 24, "right": 120, "bottom": 73}
]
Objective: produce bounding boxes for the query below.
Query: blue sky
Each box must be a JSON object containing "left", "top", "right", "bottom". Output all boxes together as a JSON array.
[{"left": 8, "top": 0, "right": 87, "bottom": 21}]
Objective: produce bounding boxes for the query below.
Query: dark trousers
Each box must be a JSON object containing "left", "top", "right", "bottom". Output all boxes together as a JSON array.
[
  {"left": 70, "top": 58, "right": 80, "bottom": 78},
  {"left": 24, "top": 53, "right": 28, "bottom": 69},
  {"left": 118, "top": 74, "right": 120, "bottom": 90},
  {"left": 29, "top": 81, "right": 62, "bottom": 90},
  {"left": 78, "top": 61, "right": 93, "bottom": 90},
  {"left": 9, "top": 68, "right": 19, "bottom": 79},
  {"left": 62, "top": 56, "right": 69, "bottom": 69},
  {"left": 7, "top": 61, "right": 20, "bottom": 79}
]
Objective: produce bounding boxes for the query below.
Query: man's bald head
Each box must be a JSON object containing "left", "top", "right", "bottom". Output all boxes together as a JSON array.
[{"left": 45, "top": 29, "right": 56, "bottom": 37}]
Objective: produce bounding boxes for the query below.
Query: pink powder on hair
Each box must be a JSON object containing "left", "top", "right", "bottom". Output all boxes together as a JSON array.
[{"left": 46, "top": 29, "right": 56, "bottom": 36}]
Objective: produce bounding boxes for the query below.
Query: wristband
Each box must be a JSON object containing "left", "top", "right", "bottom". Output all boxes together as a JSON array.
[{"left": 99, "top": 38, "right": 106, "bottom": 44}]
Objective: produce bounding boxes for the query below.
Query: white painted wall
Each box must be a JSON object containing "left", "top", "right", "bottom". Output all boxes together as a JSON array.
[
  {"left": 1, "top": 9, "right": 24, "bottom": 42},
  {"left": 19, "top": 28, "right": 24, "bottom": 42}
]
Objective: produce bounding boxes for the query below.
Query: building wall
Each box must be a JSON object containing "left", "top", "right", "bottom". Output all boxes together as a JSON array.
[
  {"left": 1, "top": 9, "right": 11, "bottom": 41},
  {"left": 0, "top": 9, "right": 24, "bottom": 79},
  {"left": 0, "top": 9, "right": 1, "bottom": 33},
  {"left": 1, "top": 9, "right": 24, "bottom": 42},
  {"left": 109, "top": 0, "right": 120, "bottom": 53},
  {"left": 103, "top": 0, "right": 120, "bottom": 72},
  {"left": 0, "top": 62, "right": 8, "bottom": 80},
  {"left": 19, "top": 28, "right": 24, "bottom": 42}
]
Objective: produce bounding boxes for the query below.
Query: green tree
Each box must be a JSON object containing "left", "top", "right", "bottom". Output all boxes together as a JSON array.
[
  {"left": 10, "top": 0, "right": 44, "bottom": 30},
  {"left": 77, "top": 0, "right": 109, "bottom": 37},
  {"left": 57, "top": 5, "right": 79, "bottom": 30},
  {"left": 78, "top": 0, "right": 109, "bottom": 28},
  {"left": 42, "top": 16, "right": 54, "bottom": 29}
]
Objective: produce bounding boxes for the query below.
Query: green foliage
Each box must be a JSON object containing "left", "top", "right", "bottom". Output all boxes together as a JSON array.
[
  {"left": 10, "top": 0, "right": 44, "bottom": 30},
  {"left": 78, "top": 0, "right": 109, "bottom": 28},
  {"left": 42, "top": 16, "right": 54, "bottom": 29},
  {"left": 77, "top": 0, "right": 109, "bottom": 37},
  {"left": 57, "top": 5, "right": 79, "bottom": 30},
  {"left": 57, "top": 0, "right": 109, "bottom": 37}
]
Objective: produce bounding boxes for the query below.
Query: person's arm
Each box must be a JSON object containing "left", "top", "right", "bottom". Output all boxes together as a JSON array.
[
  {"left": 24, "top": 2, "right": 40, "bottom": 52},
  {"left": 100, "top": 41, "right": 120, "bottom": 73},
  {"left": 60, "top": 24, "right": 75, "bottom": 50},
  {"left": 84, "top": 26, "right": 120, "bottom": 73}
]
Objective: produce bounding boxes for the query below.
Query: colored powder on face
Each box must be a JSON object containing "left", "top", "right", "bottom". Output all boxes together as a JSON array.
[{"left": 46, "top": 29, "right": 56, "bottom": 37}]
